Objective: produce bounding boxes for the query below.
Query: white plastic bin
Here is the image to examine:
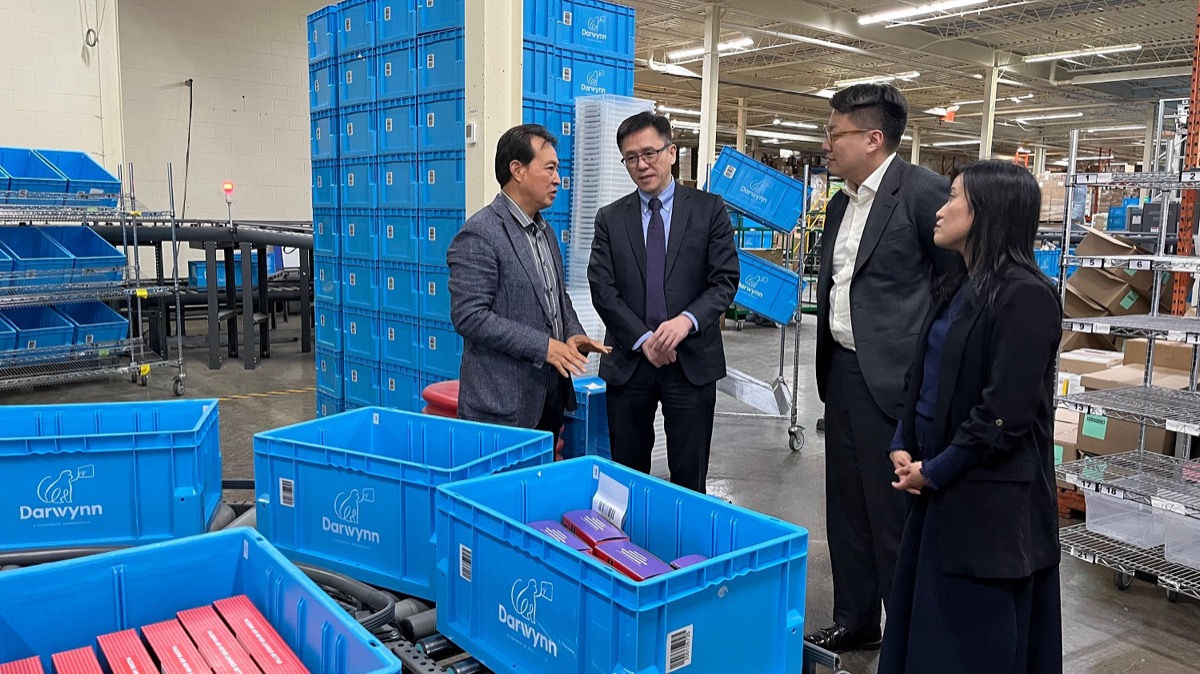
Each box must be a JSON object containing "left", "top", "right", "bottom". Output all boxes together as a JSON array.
[
  {"left": 1085, "top": 491, "right": 1164, "bottom": 549},
  {"left": 1163, "top": 511, "right": 1200, "bottom": 570}
]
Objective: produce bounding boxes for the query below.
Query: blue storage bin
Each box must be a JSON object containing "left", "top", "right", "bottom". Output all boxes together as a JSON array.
[
  {"left": 0, "top": 165, "right": 10, "bottom": 192},
  {"left": 709, "top": 147, "right": 807, "bottom": 233},
  {"left": 0, "top": 245, "right": 14, "bottom": 288},
  {"left": 38, "top": 226, "right": 125, "bottom": 281},
  {"left": 0, "top": 530, "right": 400, "bottom": 673},
  {"left": 547, "top": 213, "right": 571, "bottom": 263},
  {"left": 339, "top": 51, "right": 376, "bottom": 106},
  {"left": 545, "top": 159, "right": 572, "bottom": 220},
  {"left": 56, "top": 302, "right": 128, "bottom": 345},
  {"left": 419, "top": 209, "right": 463, "bottom": 266},
  {"left": 341, "top": 208, "right": 375, "bottom": 259},
  {"left": 255, "top": 406, "right": 553, "bottom": 598},
  {"left": 381, "top": 263, "right": 420, "bottom": 317},
  {"left": 0, "top": 314, "right": 15, "bottom": 352},
  {"left": 379, "top": 153, "right": 420, "bottom": 208},
  {"left": 377, "top": 0, "right": 416, "bottom": 45},
  {"left": 377, "top": 41, "right": 418, "bottom": 101},
  {"left": 737, "top": 228, "right": 774, "bottom": 249},
  {"left": 34, "top": 149, "right": 120, "bottom": 206},
  {"left": 187, "top": 252, "right": 277, "bottom": 290},
  {"left": 314, "top": 254, "right": 341, "bottom": 304},
  {"left": 0, "top": 228, "right": 72, "bottom": 286},
  {"left": 343, "top": 260, "right": 380, "bottom": 311},
  {"left": 382, "top": 313, "right": 419, "bottom": 370},
  {"left": 316, "top": 347, "right": 343, "bottom": 397},
  {"left": 417, "top": 0, "right": 464, "bottom": 35},
  {"left": 522, "top": 100, "right": 574, "bottom": 162},
  {"left": 419, "top": 319, "right": 462, "bottom": 379},
  {"left": 0, "top": 399, "right": 221, "bottom": 551},
  {"left": 344, "top": 308, "right": 381, "bottom": 361},
  {"left": 522, "top": 42, "right": 635, "bottom": 102},
  {"left": 311, "top": 110, "right": 339, "bottom": 160},
  {"left": 1107, "top": 205, "right": 1127, "bottom": 231},
  {"left": 420, "top": 265, "right": 451, "bottom": 322},
  {"left": 379, "top": 209, "right": 420, "bottom": 264},
  {"left": 342, "top": 356, "right": 382, "bottom": 407},
  {"left": 341, "top": 159, "right": 376, "bottom": 207},
  {"left": 524, "top": 0, "right": 636, "bottom": 60},
  {"left": 418, "top": 91, "right": 465, "bottom": 152},
  {"left": 338, "top": 0, "right": 375, "bottom": 53},
  {"left": 313, "top": 207, "right": 339, "bottom": 255},
  {"left": 317, "top": 391, "right": 345, "bottom": 417},
  {"left": 315, "top": 301, "right": 342, "bottom": 351},
  {"left": 734, "top": 250, "right": 800, "bottom": 325},
  {"left": 308, "top": 5, "right": 339, "bottom": 63},
  {"left": 340, "top": 103, "right": 376, "bottom": 158},
  {"left": 378, "top": 97, "right": 419, "bottom": 154},
  {"left": 381, "top": 365, "right": 423, "bottom": 411},
  {"left": 309, "top": 59, "right": 338, "bottom": 112},
  {"left": 562, "top": 376, "right": 610, "bottom": 459},
  {"left": 420, "top": 151, "right": 465, "bottom": 210},
  {"left": 435, "top": 457, "right": 808, "bottom": 674},
  {"left": 0, "top": 147, "right": 68, "bottom": 204},
  {"left": 1034, "top": 248, "right": 1078, "bottom": 282},
  {"left": 417, "top": 29, "right": 465, "bottom": 95},
  {"left": 312, "top": 160, "right": 339, "bottom": 207}
]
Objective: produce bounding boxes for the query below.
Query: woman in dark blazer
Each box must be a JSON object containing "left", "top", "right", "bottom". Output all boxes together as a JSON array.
[{"left": 878, "top": 160, "right": 1063, "bottom": 673}]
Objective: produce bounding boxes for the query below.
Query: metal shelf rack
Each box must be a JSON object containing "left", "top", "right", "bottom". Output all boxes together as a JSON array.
[
  {"left": 1061, "top": 524, "right": 1200, "bottom": 601},
  {"left": 1065, "top": 254, "right": 1200, "bottom": 273},
  {"left": 1063, "top": 315, "right": 1200, "bottom": 343},
  {"left": 1058, "top": 386, "right": 1200, "bottom": 436},
  {"left": 1056, "top": 450, "right": 1200, "bottom": 517}
]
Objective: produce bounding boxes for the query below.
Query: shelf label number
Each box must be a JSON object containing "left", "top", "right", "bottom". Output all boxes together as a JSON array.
[{"left": 1183, "top": 171, "right": 1200, "bottom": 183}]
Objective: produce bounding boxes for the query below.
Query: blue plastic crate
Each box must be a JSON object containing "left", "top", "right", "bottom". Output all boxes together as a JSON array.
[
  {"left": 377, "top": 40, "right": 418, "bottom": 101},
  {"left": 311, "top": 110, "right": 339, "bottom": 160},
  {"left": 317, "top": 391, "right": 345, "bottom": 417},
  {"left": 34, "top": 149, "right": 120, "bottom": 206},
  {"left": 312, "top": 160, "right": 339, "bottom": 207},
  {"left": 255, "top": 406, "right": 553, "bottom": 598},
  {"left": 382, "top": 313, "right": 419, "bottom": 370},
  {"left": 546, "top": 159, "right": 572, "bottom": 220},
  {"left": 38, "top": 226, "right": 125, "bottom": 281},
  {"left": 0, "top": 165, "right": 10, "bottom": 192},
  {"left": 56, "top": 302, "right": 128, "bottom": 345},
  {"left": 734, "top": 250, "right": 800, "bottom": 325},
  {"left": 1107, "top": 205, "right": 1127, "bottom": 232},
  {"left": 522, "top": 42, "right": 635, "bottom": 102},
  {"left": 420, "top": 264, "right": 451, "bottom": 322},
  {"left": 381, "top": 263, "right": 420, "bottom": 317},
  {"left": 0, "top": 148, "right": 68, "bottom": 204},
  {"left": 419, "top": 209, "right": 463, "bottom": 266},
  {"left": 380, "top": 209, "right": 420, "bottom": 264},
  {"left": 309, "top": 59, "right": 338, "bottom": 112},
  {"left": 339, "top": 51, "right": 376, "bottom": 106},
  {"left": 0, "top": 529, "right": 399, "bottom": 672},
  {"left": 341, "top": 208, "right": 375, "bottom": 259},
  {"left": 0, "top": 399, "right": 221, "bottom": 552},
  {"left": 381, "top": 366, "right": 423, "bottom": 411},
  {"left": 435, "top": 457, "right": 808, "bottom": 674},
  {"left": 417, "top": 29, "right": 465, "bottom": 95},
  {"left": 344, "top": 308, "right": 381, "bottom": 361},
  {"left": 417, "top": 0, "right": 464, "bottom": 35},
  {"left": 340, "top": 103, "right": 376, "bottom": 158},
  {"left": 187, "top": 252, "right": 277, "bottom": 290},
  {"left": 343, "top": 261, "right": 381, "bottom": 312},
  {"left": 314, "top": 254, "right": 341, "bottom": 304},
  {"left": 420, "top": 151, "right": 465, "bottom": 210},
  {"left": 0, "top": 315, "right": 15, "bottom": 352},
  {"left": 315, "top": 301, "right": 342, "bottom": 351},
  {"left": 341, "top": 159, "right": 376, "bottom": 207},
  {"left": 378, "top": 97, "right": 418, "bottom": 154},
  {"left": 338, "top": 0, "right": 376, "bottom": 53},
  {"left": 562, "top": 376, "right": 610, "bottom": 459},
  {"left": 0, "top": 228, "right": 72, "bottom": 286},
  {"left": 343, "top": 356, "right": 383, "bottom": 406},
  {"left": 524, "top": 0, "right": 636, "bottom": 60},
  {"left": 308, "top": 5, "right": 339, "bottom": 62},
  {"left": 419, "top": 319, "right": 462, "bottom": 379},
  {"left": 418, "top": 90, "right": 465, "bottom": 152},
  {"left": 709, "top": 147, "right": 807, "bottom": 233},
  {"left": 316, "top": 347, "right": 343, "bottom": 396},
  {"left": 377, "top": 0, "right": 416, "bottom": 45},
  {"left": 547, "top": 213, "right": 571, "bottom": 264},
  {"left": 1034, "top": 248, "right": 1078, "bottom": 282},
  {"left": 379, "top": 153, "right": 420, "bottom": 208},
  {"left": 522, "top": 100, "right": 574, "bottom": 162},
  {"left": 313, "top": 207, "right": 338, "bottom": 254}
]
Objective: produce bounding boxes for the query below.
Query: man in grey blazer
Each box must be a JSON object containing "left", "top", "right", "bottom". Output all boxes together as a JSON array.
[
  {"left": 808, "top": 84, "right": 956, "bottom": 653},
  {"left": 448, "top": 124, "right": 608, "bottom": 437}
]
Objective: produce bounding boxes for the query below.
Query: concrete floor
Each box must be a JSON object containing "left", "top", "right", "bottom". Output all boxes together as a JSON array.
[{"left": 10, "top": 316, "right": 1200, "bottom": 673}]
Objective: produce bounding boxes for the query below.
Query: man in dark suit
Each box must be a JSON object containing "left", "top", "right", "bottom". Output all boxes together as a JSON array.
[
  {"left": 587, "top": 112, "right": 739, "bottom": 493},
  {"left": 807, "top": 84, "right": 954, "bottom": 653},
  {"left": 448, "top": 124, "right": 608, "bottom": 438}
]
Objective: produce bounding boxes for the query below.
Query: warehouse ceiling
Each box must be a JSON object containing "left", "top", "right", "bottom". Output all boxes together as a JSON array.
[{"left": 627, "top": 0, "right": 1197, "bottom": 165}]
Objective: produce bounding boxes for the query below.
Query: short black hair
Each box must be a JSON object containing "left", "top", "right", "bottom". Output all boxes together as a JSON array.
[
  {"left": 829, "top": 83, "right": 908, "bottom": 151},
  {"left": 616, "top": 111, "right": 673, "bottom": 149},
  {"left": 495, "top": 124, "right": 557, "bottom": 188}
]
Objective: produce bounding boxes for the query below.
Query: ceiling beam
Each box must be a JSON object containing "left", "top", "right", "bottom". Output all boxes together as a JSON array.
[{"left": 1055, "top": 66, "right": 1192, "bottom": 86}]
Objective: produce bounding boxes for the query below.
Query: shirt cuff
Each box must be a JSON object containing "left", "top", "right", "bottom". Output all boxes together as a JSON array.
[
  {"left": 682, "top": 311, "right": 699, "bottom": 333},
  {"left": 632, "top": 331, "right": 654, "bottom": 352},
  {"left": 920, "top": 445, "right": 972, "bottom": 491},
  {"left": 888, "top": 420, "right": 906, "bottom": 455}
]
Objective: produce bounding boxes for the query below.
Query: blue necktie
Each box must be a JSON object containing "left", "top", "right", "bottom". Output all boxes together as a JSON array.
[{"left": 645, "top": 197, "right": 667, "bottom": 330}]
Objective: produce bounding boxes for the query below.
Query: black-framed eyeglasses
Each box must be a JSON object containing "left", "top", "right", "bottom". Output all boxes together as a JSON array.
[
  {"left": 620, "top": 143, "right": 673, "bottom": 167},
  {"left": 823, "top": 126, "right": 875, "bottom": 143}
]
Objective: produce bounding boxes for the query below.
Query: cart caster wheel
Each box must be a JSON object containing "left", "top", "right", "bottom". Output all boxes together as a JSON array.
[
  {"left": 1114, "top": 571, "right": 1134, "bottom": 591},
  {"left": 789, "top": 430, "right": 805, "bottom": 452},
  {"left": 138, "top": 375, "right": 148, "bottom": 387},
  {"left": 172, "top": 378, "right": 185, "bottom": 397},
  {"left": 1168, "top": 590, "right": 1180, "bottom": 603},
  {"left": 735, "top": 319, "right": 744, "bottom": 331},
  {"left": 130, "top": 373, "right": 138, "bottom": 384}
]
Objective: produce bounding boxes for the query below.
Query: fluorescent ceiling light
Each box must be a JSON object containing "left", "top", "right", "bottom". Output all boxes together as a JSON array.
[
  {"left": 667, "top": 37, "right": 754, "bottom": 61},
  {"left": 1016, "top": 146, "right": 1031, "bottom": 153},
  {"left": 813, "top": 89, "right": 837, "bottom": 99},
  {"left": 930, "top": 139, "right": 982, "bottom": 147},
  {"left": 1086, "top": 125, "right": 1145, "bottom": 133},
  {"left": 672, "top": 120, "right": 821, "bottom": 143},
  {"left": 773, "top": 118, "right": 819, "bottom": 129},
  {"left": 953, "top": 99, "right": 985, "bottom": 106},
  {"left": 657, "top": 105, "right": 701, "bottom": 116},
  {"left": 763, "top": 138, "right": 781, "bottom": 144},
  {"left": 1022, "top": 43, "right": 1141, "bottom": 63},
  {"left": 643, "top": 58, "right": 700, "bottom": 79},
  {"left": 859, "top": 0, "right": 987, "bottom": 26},
  {"left": 970, "top": 73, "right": 1024, "bottom": 86},
  {"left": 835, "top": 71, "right": 920, "bottom": 88},
  {"left": 1013, "top": 112, "right": 1084, "bottom": 123}
]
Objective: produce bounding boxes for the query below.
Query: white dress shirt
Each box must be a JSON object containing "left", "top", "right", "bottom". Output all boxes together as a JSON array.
[{"left": 829, "top": 153, "right": 897, "bottom": 351}]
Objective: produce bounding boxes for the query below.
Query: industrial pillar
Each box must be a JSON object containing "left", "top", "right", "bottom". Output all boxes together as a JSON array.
[
  {"left": 464, "top": 0, "right": 522, "bottom": 215},
  {"left": 697, "top": 4, "right": 722, "bottom": 189}
]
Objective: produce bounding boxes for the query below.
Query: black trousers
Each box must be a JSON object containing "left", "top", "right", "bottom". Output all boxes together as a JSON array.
[
  {"left": 824, "top": 346, "right": 908, "bottom": 632},
  {"left": 607, "top": 359, "right": 716, "bottom": 493},
  {"left": 535, "top": 371, "right": 566, "bottom": 446}
]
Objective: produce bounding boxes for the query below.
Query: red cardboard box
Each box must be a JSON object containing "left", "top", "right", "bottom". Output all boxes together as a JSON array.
[
  {"left": 527, "top": 520, "right": 591, "bottom": 553},
  {"left": 142, "top": 619, "right": 214, "bottom": 674},
  {"left": 214, "top": 596, "right": 309, "bottom": 674},
  {"left": 178, "top": 606, "right": 263, "bottom": 674},
  {"left": 0, "top": 657, "right": 43, "bottom": 674},
  {"left": 50, "top": 648, "right": 103, "bottom": 674},
  {"left": 96, "top": 630, "right": 158, "bottom": 674},
  {"left": 561, "top": 509, "right": 629, "bottom": 547},
  {"left": 670, "top": 554, "right": 707, "bottom": 569},
  {"left": 593, "top": 540, "right": 672, "bottom": 581}
]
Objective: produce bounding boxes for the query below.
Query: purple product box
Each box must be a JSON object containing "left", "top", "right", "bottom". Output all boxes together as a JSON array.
[
  {"left": 528, "top": 520, "right": 591, "bottom": 553},
  {"left": 594, "top": 540, "right": 673, "bottom": 582},
  {"left": 670, "top": 554, "right": 708, "bottom": 569},
  {"left": 561, "top": 509, "right": 629, "bottom": 548}
]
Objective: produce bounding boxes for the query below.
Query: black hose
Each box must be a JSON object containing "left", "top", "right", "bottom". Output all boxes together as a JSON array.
[{"left": 297, "top": 564, "right": 396, "bottom": 632}]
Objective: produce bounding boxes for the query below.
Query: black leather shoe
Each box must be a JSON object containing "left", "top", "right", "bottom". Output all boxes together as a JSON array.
[{"left": 804, "top": 624, "right": 882, "bottom": 654}]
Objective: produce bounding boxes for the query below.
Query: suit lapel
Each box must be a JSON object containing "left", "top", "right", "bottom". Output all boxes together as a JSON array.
[
  {"left": 494, "top": 196, "right": 554, "bottom": 323},
  {"left": 623, "top": 192, "right": 647, "bottom": 279},
  {"left": 664, "top": 185, "right": 689, "bottom": 280},
  {"left": 852, "top": 159, "right": 904, "bottom": 277}
]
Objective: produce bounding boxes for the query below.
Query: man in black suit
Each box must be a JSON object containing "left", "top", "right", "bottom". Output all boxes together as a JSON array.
[
  {"left": 588, "top": 112, "right": 739, "bottom": 493},
  {"left": 807, "top": 84, "right": 954, "bottom": 653}
]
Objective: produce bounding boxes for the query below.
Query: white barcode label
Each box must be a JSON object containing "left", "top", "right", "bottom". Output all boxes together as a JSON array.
[
  {"left": 723, "top": 166, "right": 736, "bottom": 179},
  {"left": 385, "top": 62, "right": 393, "bottom": 77},
  {"left": 280, "top": 478, "right": 295, "bottom": 507},
  {"left": 427, "top": 113, "right": 435, "bottom": 127},
  {"left": 593, "top": 472, "right": 629, "bottom": 527},
  {"left": 428, "top": 227, "right": 437, "bottom": 241},
  {"left": 428, "top": 336, "right": 437, "bottom": 349},
  {"left": 384, "top": 6, "right": 391, "bottom": 20},
  {"left": 563, "top": 122, "right": 572, "bottom": 136},
  {"left": 348, "top": 223, "right": 356, "bottom": 236},
  {"left": 427, "top": 54, "right": 435, "bottom": 69},
  {"left": 597, "top": 501, "right": 617, "bottom": 522},
  {"left": 666, "top": 625, "right": 693, "bottom": 672},
  {"left": 315, "top": 127, "right": 322, "bottom": 140},
  {"left": 346, "top": 121, "right": 354, "bottom": 136},
  {"left": 428, "top": 170, "right": 436, "bottom": 184},
  {"left": 387, "top": 225, "right": 395, "bottom": 238},
  {"left": 386, "top": 118, "right": 393, "bottom": 132},
  {"left": 563, "top": 10, "right": 572, "bottom": 25},
  {"left": 459, "top": 544, "right": 473, "bottom": 581},
  {"left": 428, "top": 281, "right": 437, "bottom": 295},
  {"left": 346, "top": 70, "right": 353, "bottom": 84},
  {"left": 347, "top": 173, "right": 356, "bottom": 187},
  {"left": 386, "top": 171, "right": 394, "bottom": 185},
  {"left": 562, "top": 67, "right": 572, "bottom": 82}
]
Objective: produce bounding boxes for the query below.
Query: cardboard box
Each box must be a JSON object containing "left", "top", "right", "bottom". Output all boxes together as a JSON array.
[
  {"left": 1074, "top": 227, "right": 1174, "bottom": 296},
  {"left": 214, "top": 596, "right": 309, "bottom": 674},
  {"left": 562, "top": 510, "right": 629, "bottom": 547},
  {"left": 1080, "top": 364, "right": 1192, "bottom": 391},
  {"left": 593, "top": 540, "right": 672, "bottom": 581},
  {"left": 1063, "top": 283, "right": 1108, "bottom": 319},
  {"left": 748, "top": 247, "right": 785, "bottom": 266},
  {"left": 1061, "top": 331, "right": 1117, "bottom": 352},
  {"left": 1057, "top": 372, "right": 1083, "bottom": 398},
  {"left": 1054, "top": 420, "right": 1079, "bottom": 490},
  {"left": 1067, "top": 269, "right": 1149, "bottom": 316},
  {"left": 51, "top": 648, "right": 104, "bottom": 674},
  {"left": 142, "top": 620, "right": 214, "bottom": 674},
  {"left": 1076, "top": 414, "right": 1176, "bottom": 456},
  {"left": 1060, "top": 348, "right": 1127, "bottom": 375},
  {"left": 178, "top": 606, "right": 263, "bottom": 674},
  {"left": 1123, "top": 338, "right": 1197, "bottom": 372},
  {"left": 528, "top": 520, "right": 591, "bottom": 553},
  {"left": 670, "top": 554, "right": 708, "bottom": 569},
  {"left": 96, "top": 630, "right": 159, "bottom": 674},
  {"left": 0, "top": 658, "right": 43, "bottom": 674},
  {"left": 1056, "top": 409, "right": 1081, "bottom": 426}
]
